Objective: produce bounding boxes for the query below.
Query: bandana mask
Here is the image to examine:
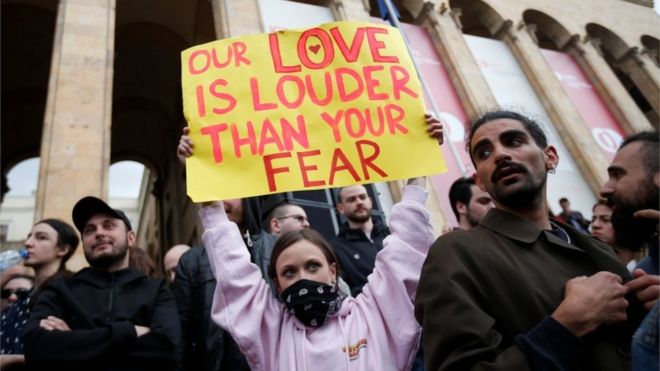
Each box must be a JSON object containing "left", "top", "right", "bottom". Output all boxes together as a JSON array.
[{"left": 280, "top": 279, "right": 346, "bottom": 327}]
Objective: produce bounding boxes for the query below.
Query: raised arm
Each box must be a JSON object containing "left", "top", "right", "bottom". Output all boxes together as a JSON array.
[{"left": 352, "top": 179, "right": 435, "bottom": 368}]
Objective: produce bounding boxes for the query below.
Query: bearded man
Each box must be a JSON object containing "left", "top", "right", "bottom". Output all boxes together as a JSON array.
[
  {"left": 23, "top": 196, "right": 180, "bottom": 371},
  {"left": 330, "top": 184, "right": 391, "bottom": 296},
  {"left": 601, "top": 131, "right": 659, "bottom": 275}
]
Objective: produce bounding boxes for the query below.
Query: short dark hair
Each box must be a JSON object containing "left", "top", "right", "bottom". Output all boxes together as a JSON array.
[
  {"left": 265, "top": 202, "right": 290, "bottom": 233},
  {"left": 268, "top": 229, "right": 341, "bottom": 288},
  {"left": 466, "top": 110, "right": 548, "bottom": 165},
  {"left": 37, "top": 219, "right": 79, "bottom": 271},
  {"left": 619, "top": 131, "right": 659, "bottom": 176},
  {"left": 335, "top": 184, "right": 369, "bottom": 204},
  {"left": 448, "top": 177, "right": 475, "bottom": 220},
  {"left": 559, "top": 197, "right": 569, "bottom": 204}
]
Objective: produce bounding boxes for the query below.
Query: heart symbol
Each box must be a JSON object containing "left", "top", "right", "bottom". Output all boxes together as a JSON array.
[{"left": 309, "top": 44, "right": 321, "bottom": 54}]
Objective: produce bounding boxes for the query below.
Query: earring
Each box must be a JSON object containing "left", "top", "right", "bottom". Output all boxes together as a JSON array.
[{"left": 548, "top": 167, "right": 556, "bottom": 174}]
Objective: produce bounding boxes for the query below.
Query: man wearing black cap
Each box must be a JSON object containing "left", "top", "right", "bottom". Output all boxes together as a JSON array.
[{"left": 22, "top": 196, "right": 180, "bottom": 371}]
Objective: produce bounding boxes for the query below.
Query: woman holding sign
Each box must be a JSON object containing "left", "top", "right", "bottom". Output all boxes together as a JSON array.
[{"left": 178, "top": 115, "right": 443, "bottom": 370}]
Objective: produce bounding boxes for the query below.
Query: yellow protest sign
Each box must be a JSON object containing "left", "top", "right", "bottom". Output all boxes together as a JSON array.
[{"left": 181, "top": 21, "right": 446, "bottom": 201}]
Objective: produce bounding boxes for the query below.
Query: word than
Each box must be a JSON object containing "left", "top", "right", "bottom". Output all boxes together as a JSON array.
[{"left": 199, "top": 103, "right": 409, "bottom": 163}]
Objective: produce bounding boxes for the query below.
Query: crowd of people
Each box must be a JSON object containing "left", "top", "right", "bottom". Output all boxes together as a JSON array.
[{"left": 0, "top": 110, "right": 657, "bottom": 371}]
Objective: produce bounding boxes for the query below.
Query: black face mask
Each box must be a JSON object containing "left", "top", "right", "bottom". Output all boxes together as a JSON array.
[{"left": 280, "top": 279, "right": 345, "bottom": 327}]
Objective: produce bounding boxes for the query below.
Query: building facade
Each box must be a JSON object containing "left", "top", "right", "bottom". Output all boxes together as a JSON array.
[{"left": 1, "top": 0, "right": 658, "bottom": 271}]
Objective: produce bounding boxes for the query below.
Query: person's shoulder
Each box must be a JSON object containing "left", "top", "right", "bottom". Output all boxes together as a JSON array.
[{"left": 427, "top": 227, "right": 495, "bottom": 262}]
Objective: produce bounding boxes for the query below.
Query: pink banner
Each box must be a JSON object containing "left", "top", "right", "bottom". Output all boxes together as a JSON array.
[
  {"left": 541, "top": 49, "right": 626, "bottom": 160},
  {"left": 396, "top": 21, "right": 474, "bottom": 226}
]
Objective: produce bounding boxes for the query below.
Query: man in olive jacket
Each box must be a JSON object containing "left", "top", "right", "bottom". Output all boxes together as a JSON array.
[{"left": 415, "top": 111, "right": 659, "bottom": 371}]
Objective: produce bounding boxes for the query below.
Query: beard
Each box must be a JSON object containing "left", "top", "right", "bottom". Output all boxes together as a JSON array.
[
  {"left": 466, "top": 209, "right": 481, "bottom": 228},
  {"left": 608, "top": 182, "right": 659, "bottom": 251},
  {"left": 489, "top": 161, "right": 545, "bottom": 210},
  {"left": 85, "top": 241, "right": 130, "bottom": 270},
  {"left": 346, "top": 208, "right": 372, "bottom": 224}
]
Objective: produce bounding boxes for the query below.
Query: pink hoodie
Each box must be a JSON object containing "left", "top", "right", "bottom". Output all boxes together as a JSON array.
[{"left": 201, "top": 185, "right": 434, "bottom": 371}]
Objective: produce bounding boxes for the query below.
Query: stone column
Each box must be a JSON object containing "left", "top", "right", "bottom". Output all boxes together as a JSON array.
[
  {"left": 617, "top": 47, "right": 660, "bottom": 119},
  {"left": 571, "top": 38, "right": 653, "bottom": 134},
  {"left": 416, "top": 3, "right": 498, "bottom": 119},
  {"left": 212, "top": 0, "right": 262, "bottom": 38},
  {"left": 501, "top": 21, "right": 608, "bottom": 194},
  {"left": 34, "top": 0, "right": 116, "bottom": 269}
]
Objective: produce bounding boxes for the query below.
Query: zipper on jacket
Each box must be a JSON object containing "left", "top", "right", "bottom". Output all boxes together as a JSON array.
[
  {"left": 244, "top": 231, "right": 253, "bottom": 247},
  {"left": 106, "top": 274, "right": 115, "bottom": 323}
]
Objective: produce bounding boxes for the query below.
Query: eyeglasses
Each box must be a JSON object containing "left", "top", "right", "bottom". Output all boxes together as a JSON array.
[
  {"left": 0, "top": 288, "right": 30, "bottom": 299},
  {"left": 277, "top": 215, "right": 308, "bottom": 223}
]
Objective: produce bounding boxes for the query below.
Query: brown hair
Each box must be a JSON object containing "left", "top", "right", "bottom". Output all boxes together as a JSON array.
[
  {"left": 267, "top": 229, "right": 341, "bottom": 285},
  {"left": 37, "top": 219, "right": 79, "bottom": 272},
  {"left": 592, "top": 199, "right": 610, "bottom": 212},
  {"left": 129, "top": 246, "right": 158, "bottom": 278}
]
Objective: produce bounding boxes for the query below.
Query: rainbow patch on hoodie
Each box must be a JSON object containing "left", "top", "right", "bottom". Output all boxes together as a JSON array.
[{"left": 342, "top": 338, "right": 368, "bottom": 361}]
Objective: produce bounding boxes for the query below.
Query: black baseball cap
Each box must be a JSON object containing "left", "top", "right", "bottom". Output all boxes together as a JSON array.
[{"left": 72, "top": 196, "right": 133, "bottom": 233}]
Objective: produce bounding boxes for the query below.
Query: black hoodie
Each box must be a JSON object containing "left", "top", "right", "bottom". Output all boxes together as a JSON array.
[{"left": 22, "top": 267, "right": 180, "bottom": 371}]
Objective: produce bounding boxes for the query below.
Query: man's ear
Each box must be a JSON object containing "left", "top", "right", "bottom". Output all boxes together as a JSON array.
[
  {"left": 456, "top": 201, "right": 467, "bottom": 216},
  {"left": 472, "top": 172, "right": 486, "bottom": 192},
  {"left": 544, "top": 145, "right": 559, "bottom": 171},
  {"left": 127, "top": 230, "right": 137, "bottom": 247},
  {"left": 270, "top": 218, "right": 280, "bottom": 234},
  {"left": 336, "top": 203, "right": 345, "bottom": 215}
]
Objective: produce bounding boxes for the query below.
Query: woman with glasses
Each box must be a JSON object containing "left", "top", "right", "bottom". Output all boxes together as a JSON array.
[
  {"left": 0, "top": 219, "right": 78, "bottom": 369},
  {"left": 0, "top": 275, "right": 34, "bottom": 313}
]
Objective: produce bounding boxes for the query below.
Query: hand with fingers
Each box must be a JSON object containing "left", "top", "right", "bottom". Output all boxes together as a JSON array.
[
  {"left": 634, "top": 209, "right": 660, "bottom": 220},
  {"left": 39, "top": 316, "right": 71, "bottom": 332},
  {"left": 425, "top": 113, "right": 444, "bottom": 145},
  {"left": 625, "top": 269, "right": 660, "bottom": 310},
  {"left": 177, "top": 127, "right": 194, "bottom": 165},
  {"left": 551, "top": 271, "right": 629, "bottom": 337}
]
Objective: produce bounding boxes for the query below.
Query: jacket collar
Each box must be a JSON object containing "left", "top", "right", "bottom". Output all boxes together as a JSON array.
[
  {"left": 479, "top": 209, "right": 585, "bottom": 253},
  {"left": 74, "top": 267, "right": 145, "bottom": 288},
  {"left": 337, "top": 218, "right": 389, "bottom": 240}
]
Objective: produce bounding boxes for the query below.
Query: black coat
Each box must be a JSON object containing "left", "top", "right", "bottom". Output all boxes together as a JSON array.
[
  {"left": 330, "top": 219, "right": 391, "bottom": 296},
  {"left": 22, "top": 267, "right": 180, "bottom": 371},
  {"left": 173, "top": 247, "right": 250, "bottom": 371}
]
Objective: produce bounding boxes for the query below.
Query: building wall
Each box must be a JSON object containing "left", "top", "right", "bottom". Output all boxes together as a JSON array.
[{"left": 2, "top": 0, "right": 657, "bottom": 267}]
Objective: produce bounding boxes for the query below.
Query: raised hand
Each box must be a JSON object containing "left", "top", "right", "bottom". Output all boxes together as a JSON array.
[
  {"left": 425, "top": 113, "right": 444, "bottom": 145},
  {"left": 176, "top": 127, "right": 194, "bottom": 164}
]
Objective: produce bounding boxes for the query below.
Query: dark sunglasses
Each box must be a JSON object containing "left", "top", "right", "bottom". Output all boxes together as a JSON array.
[{"left": 0, "top": 288, "right": 30, "bottom": 299}]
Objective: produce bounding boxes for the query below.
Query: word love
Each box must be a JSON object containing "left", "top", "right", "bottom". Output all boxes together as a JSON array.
[{"left": 269, "top": 26, "right": 399, "bottom": 72}]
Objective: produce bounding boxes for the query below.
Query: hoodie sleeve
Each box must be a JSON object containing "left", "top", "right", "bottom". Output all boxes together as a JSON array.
[
  {"left": 22, "top": 283, "right": 137, "bottom": 366},
  {"left": 355, "top": 185, "right": 435, "bottom": 369},
  {"left": 124, "top": 280, "right": 181, "bottom": 367},
  {"left": 200, "top": 203, "right": 283, "bottom": 370}
]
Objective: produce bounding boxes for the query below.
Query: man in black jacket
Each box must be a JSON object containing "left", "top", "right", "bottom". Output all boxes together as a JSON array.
[
  {"left": 22, "top": 196, "right": 180, "bottom": 371},
  {"left": 331, "top": 184, "right": 390, "bottom": 297},
  {"left": 173, "top": 197, "right": 267, "bottom": 371}
]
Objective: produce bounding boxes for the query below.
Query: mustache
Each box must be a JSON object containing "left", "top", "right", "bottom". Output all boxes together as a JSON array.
[{"left": 491, "top": 161, "right": 528, "bottom": 183}]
